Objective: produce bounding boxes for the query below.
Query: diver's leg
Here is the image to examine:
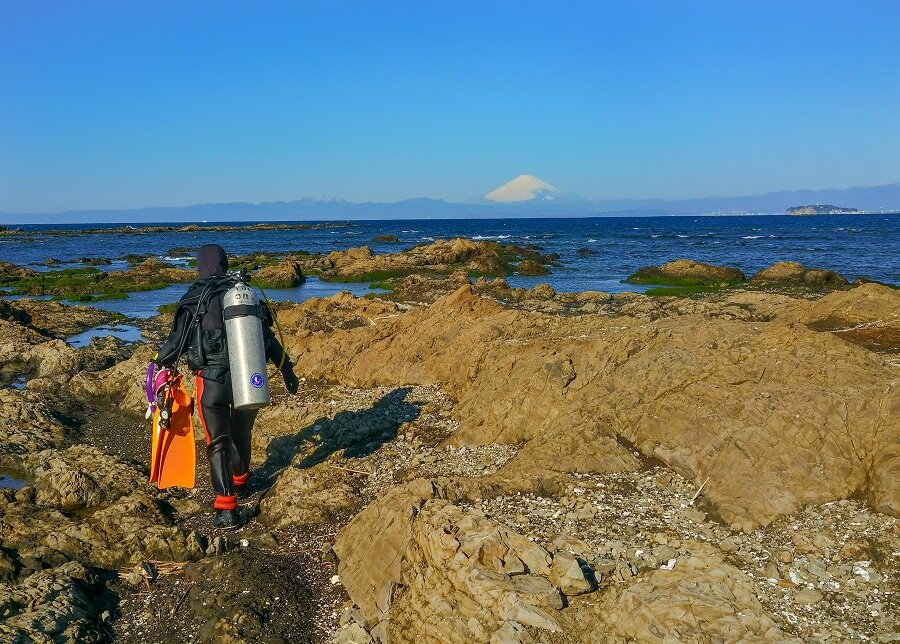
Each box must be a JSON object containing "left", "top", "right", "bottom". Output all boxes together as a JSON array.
[
  {"left": 197, "top": 373, "right": 237, "bottom": 512},
  {"left": 230, "top": 408, "right": 258, "bottom": 492}
]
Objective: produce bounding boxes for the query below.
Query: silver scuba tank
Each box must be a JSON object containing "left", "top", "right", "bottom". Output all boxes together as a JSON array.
[{"left": 223, "top": 280, "right": 271, "bottom": 410}]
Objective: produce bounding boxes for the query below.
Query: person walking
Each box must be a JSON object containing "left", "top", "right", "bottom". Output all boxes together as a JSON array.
[{"left": 155, "top": 244, "right": 299, "bottom": 527}]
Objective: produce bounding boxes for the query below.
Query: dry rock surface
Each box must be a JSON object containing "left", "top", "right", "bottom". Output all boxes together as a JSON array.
[
  {"left": 308, "top": 237, "right": 557, "bottom": 282},
  {"left": 750, "top": 261, "right": 850, "bottom": 288},
  {"left": 0, "top": 262, "right": 898, "bottom": 643}
]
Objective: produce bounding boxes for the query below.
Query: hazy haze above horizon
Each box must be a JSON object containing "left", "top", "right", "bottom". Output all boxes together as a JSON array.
[{"left": 2, "top": 1, "right": 899, "bottom": 213}]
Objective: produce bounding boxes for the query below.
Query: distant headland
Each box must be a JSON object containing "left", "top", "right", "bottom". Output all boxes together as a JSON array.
[{"left": 787, "top": 204, "right": 862, "bottom": 215}]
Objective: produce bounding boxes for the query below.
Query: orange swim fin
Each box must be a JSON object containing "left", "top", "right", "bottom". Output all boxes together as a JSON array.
[{"left": 150, "top": 374, "right": 196, "bottom": 489}]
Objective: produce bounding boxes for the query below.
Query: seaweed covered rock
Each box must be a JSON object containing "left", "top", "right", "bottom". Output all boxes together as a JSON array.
[
  {"left": 0, "top": 258, "right": 193, "bottom": 301},
  {"left": 0, "top": 260, "right": 36, "bottom": 282},
  {"left": 628, "top": 259, "right": 745, "bottom": 286},
  {"left": 387, "top": 271, "right": 473, "bottom": 303},
  {"left": 0, "top": 298, "right": 121, "bottom": 337}
]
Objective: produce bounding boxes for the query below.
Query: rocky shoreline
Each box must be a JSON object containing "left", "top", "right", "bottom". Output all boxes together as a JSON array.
[
  {"left": 1, "top": 254, "right": 898, "bottom": 642},
  {"left": 0, "top": 238, "right": 559, "bottom": 300}
]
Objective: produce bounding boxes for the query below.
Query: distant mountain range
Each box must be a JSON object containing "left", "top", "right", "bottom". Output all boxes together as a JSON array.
[{"left": 3, "top": 177, "right": 900, "bottom": 224}]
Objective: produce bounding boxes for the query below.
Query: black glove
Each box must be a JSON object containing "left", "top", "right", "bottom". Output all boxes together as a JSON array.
[{"left": 281, "top": 364, "right": 299, "bottom": 395}]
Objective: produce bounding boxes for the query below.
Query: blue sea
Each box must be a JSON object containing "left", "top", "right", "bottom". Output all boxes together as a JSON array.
[{"left": 1, "top": 215, "right": 898, "bottom": 319}]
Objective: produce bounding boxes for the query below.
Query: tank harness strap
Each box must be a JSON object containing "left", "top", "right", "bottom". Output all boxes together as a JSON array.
[
  {"left": 223, "top": 304, "right": 267, "bottom": 320},
  {"left": 194, "top": 296, "right": 209, "bottom": 366}
]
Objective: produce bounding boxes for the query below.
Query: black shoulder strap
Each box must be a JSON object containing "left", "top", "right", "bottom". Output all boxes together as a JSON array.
[
  {"left": 179, "top": 275, "right": 234, "bottom": 321},
  {"left": 169, "top": 276, "right": 235, "bottom": 367}
]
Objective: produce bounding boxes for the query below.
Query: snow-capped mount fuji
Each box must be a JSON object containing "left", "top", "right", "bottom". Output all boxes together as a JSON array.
[{"left": 484, "top": 175, "right": 562, "bottom": 203}]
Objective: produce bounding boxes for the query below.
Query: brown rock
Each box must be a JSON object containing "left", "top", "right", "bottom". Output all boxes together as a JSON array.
[
  {"left": 278, "top": 284, "right": 898, "bottom": 529},
  {"left": 549, "top": 553, "right": 594, "bottom": 595},
  {"left": 316, "top": 237, "right": 553, "bottom": 282},
  {"left": 587, "top": 544, "right": 795, "bottom": 641},
  {"left": 259, "top": 464, "right": 357, "bottom": 528},
  {"left": 0, "top": 389, "right": 66, "bottom": 456},
  {"left": 528, "top": 284, "right": 556, "bottom": 300},
  {"left": 751, "top": 261, "right": 848, "bottom": 288},
  {"left": 334, "top": 482, "right": 576, "bottom": 641},
  {"left": 794, "top": 588, "right": 824, "bottom": 605},
  {"left": 804, "top": 282, "right": 900, "bottom": 353},
  {"left": 516, "top": 260, "right": 549, "bottom": 276},
  {"left": 253, "top": 260, "right": 305, "bottom": 288},
  {"left": 0, "top": 561, "right": 107, "bottom": 642}
]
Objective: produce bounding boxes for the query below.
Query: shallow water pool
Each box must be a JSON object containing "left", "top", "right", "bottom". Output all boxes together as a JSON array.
[
  {"left": 0, "top": 470, "right": 27, "bottom": 490},
  {"left": 66, "top": 324, "right": 145, "bottom": 348}
]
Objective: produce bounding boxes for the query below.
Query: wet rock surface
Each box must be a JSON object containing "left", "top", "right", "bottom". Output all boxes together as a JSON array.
[{"left": 0, "top": 269, "right": 898, "bottom": 642}]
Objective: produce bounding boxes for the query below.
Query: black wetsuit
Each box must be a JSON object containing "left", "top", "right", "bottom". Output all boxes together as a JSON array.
[{"left": 156, "top": 245, "right": 293, "bottom": 511}]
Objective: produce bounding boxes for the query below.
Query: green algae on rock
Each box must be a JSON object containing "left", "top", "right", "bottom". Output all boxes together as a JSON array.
[
  {"left": 0, "top": 259, "right": 194, "bottom": 302},
  {"left": 627, "top": 258, "right": 746, "bottom": 287}
]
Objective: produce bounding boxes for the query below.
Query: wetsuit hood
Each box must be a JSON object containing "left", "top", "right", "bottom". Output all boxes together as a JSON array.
[{"left": 197, "top": 244, "right": 229, "bottom": 278}]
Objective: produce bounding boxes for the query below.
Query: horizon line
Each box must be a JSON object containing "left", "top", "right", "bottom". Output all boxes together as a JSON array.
[{"left": 3, "top": 178, "right": 900, "bottom": 218}]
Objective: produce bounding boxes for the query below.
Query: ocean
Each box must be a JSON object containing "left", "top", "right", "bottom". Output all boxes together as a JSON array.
[{"left": 1, "top": 215, "right": 898, "bottom": 318}]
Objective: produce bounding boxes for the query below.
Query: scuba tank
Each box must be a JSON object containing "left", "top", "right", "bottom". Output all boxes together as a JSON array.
[{"left": 223, "top": 275, "right": 271, "bottom": 410}]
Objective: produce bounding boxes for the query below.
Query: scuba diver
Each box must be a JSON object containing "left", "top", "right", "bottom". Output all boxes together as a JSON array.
[{"left": 155, "top": 244, "right": 300, "bottom": 528}]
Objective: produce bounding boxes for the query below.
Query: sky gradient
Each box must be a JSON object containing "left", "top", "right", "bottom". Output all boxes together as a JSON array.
[{"left": 2, "top": 1, "right": 899, "bottom": 212}]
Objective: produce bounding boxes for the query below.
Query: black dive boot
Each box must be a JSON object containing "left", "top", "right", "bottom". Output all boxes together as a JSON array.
[
  {"left": 213, "top": 509, "right": 242, "bottom": 529},
  {"left": 208, "top": 435, "right": 241, "bottom": 528}
]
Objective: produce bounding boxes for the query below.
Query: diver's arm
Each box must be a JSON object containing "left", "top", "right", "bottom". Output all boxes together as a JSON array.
[
  {"left": 260, "top": 308, "right": 299, "bottom": 393},
  {"left": 155, "top": 308, "right": 192, "bottom": 367}
]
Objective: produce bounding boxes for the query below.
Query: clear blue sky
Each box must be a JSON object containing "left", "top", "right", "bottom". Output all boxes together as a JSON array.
[{"left": 2, "top": 1, "right": 899, "bottom": 212}]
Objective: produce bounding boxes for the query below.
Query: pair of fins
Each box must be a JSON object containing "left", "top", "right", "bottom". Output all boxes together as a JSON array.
[{"left": 150, "top": 373, "right": 197, "bottom": 489}]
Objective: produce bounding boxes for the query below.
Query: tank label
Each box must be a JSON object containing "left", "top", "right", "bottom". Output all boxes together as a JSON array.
[{"left": 250, "top": 373, "right": 265, "bottom": 388}]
